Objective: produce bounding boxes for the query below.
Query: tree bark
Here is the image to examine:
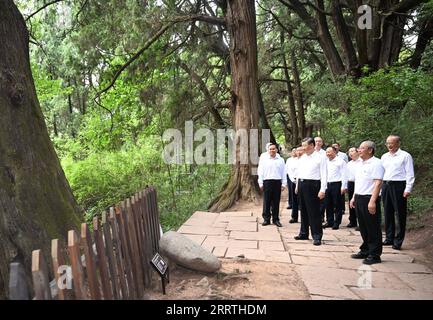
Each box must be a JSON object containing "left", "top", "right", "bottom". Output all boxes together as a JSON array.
[
  {"left": 290, "top": 48, "right": 306, "bottom": 138},
  {"left": 208, "top": 0, "right": 261, "bottom": 212},
  {"left": 0, "top": 0, "right": 82, "bottom": 299},
  {"left": 410, "top": 17, "right": 433, "bottom": 69},
  {"left": 280, "top": 32, "right": 299, "bottom": 146}
]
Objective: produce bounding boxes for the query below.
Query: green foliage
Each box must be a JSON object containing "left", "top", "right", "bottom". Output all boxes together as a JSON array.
[{"left": 62, "top": 136, "right": 230, "bottom": 230}]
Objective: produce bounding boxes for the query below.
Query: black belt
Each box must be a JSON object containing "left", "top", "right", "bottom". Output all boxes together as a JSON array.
[
  {"left": 299, "top": 179, "right": 320, "bottom": 182},
  {"left": 383, "top": 180, "right": 406, "bottom": 185},
  {"left": 327, "top": 181, "right": 341, "bottom": 185}
]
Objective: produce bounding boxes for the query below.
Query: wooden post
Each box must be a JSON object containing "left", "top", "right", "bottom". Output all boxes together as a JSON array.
[
  {"left": 109, "top": 207, "right": 128, "bottom": 299},
  {"left": 139, "top": 191, "right": 153, "bottom": 288},
  {"left": 51, "top": 239, "right": 70, "bottom": 300},
  {"left": 68, "top": 230, "right": 87, "bottom": 300},
  {"left": 133, "top": 193, "right": 149, "bottom": 286},
  {"left": 102, "top": 211, "right": 121, "bottom": 299},
  {"left": 32, "top": 250, "right": 52, "bottom": 300},
  {"left": 116, "top": 203, "right": 137, "bottom": 299},
  {"left": 81, "top": 223, "right": 101, "bottom": 300},
  {"left": 9, "top": 262, "right": 30, "bottom": 300},
  {"left": 126, "top": 198, "right": 145, "bottom": 297},
  {"left": 93, "top": 217, "right": 113, "bottom": 300}
]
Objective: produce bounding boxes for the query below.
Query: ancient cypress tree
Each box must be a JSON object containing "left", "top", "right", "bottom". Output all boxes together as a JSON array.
[{"left": 0, "top": 0, "right": 81, "bottom": 298}]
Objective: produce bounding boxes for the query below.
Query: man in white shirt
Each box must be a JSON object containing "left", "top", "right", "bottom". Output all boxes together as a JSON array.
[
  {"left": 286, "top": 147, "right": 304, "bottom": 223},
  {"left": 314, "top": 137, "right": 326, "bottom": 156},
  {"left": 381, "top": 135, "right": 415, "bottom": 250},
  {"left": 294, "top": 137, "right": 327, "bottom": 246},
  {"left": 323, "top": 146, "right": 348, "bottom": 230},
  {"left": 346, "top": 147, "right": 362, "bottom": 228},
  {"left": 350, "top": 141, "right": 384, "bottom": 265},
  {"left": 332, "top": 142, "right": 349, "bottom": 163},
  {"left": 258, "top": 143, "right": 287, "bottom": 227},
  {"left": 286, "top": 147, "right": 297, "bottom": 210},
  {"left": 315, "top": 137, "right": 327, "bottom": 222},
  {"left": 259, "top": 142, "right": 272, "bottom": 160}
]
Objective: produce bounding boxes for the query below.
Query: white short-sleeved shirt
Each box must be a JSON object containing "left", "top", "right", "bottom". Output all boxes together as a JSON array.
[
  {"left": 327, "top": 156, "right": 348, "bottom": 189},
  {"left": 347, "top": 158, "right": 362, "bottom": 182},
  {"left": 354, "top": 156, "right": 384, "bottom": 195},
  {"left": 257, "top": 154, "right": 287, "bottom": 188},
  {"left": 297, "top": 151, "right": 327, "bottom": 193},
  {"left": 381, "top": 149, "right": 415, "bottom": 193}
]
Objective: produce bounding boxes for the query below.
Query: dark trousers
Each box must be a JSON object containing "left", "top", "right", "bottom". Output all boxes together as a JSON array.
[
  {"left": 287, "top": 175, "right": 294, "bottom": 207},
  {"left": 290, "top": 180, "right": 299, "bottom": 220},
  {"left": 298, "top": 180, "right": 322, "bottom": 240},
  {"left": 382, "top": 181, "right": 407, "bottom": 247},
  {"left": 320, "top": 198, "right": 326, "bottom": 222},
  {"left": 348, "top": 181, "right": 358, "bottom": 226},
  {"left": 355, "top": 195, "right": 383, "bottom": 258},
  {"left": 262, "top": 180, "right": 282, "bottom": 222},
  {"left": 325, "top": 181, "right": 344, "bottom": 226}
]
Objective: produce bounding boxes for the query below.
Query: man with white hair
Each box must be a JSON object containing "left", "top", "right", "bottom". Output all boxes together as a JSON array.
[
  {"left": 381, "top": 135, "right": 415, "bottom": 250},
  {"left": 350, "top": 141, "right": 384, "bottom": 265}
]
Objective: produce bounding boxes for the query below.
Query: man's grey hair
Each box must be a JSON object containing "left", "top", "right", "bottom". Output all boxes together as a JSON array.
[
  {"left": 362, "top": 140, "right": 376, "bottom": 155},
  {"left": 388, "top": 135, "right": 401, "bottom": 143}
]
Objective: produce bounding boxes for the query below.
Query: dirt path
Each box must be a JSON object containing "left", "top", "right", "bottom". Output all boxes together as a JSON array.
[{"left": 147, "top": 195, "right": 433, "bottom": 300}]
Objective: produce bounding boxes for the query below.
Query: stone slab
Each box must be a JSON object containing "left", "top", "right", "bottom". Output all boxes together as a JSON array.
[
  {"left": 177, "top": 225, "right": 226, "bottom": 236},
  {"left": 229, "top": 231, "right": 281, "bottom": 241},
  {"left": 350, "top": 287, "right": 433, "bottom": 300},
  {"left": 220, "top": 211, "right": 253, "bottom": 217},
  {"left": 212, "top": 247, "right": 228, "bottom": 258},
  {"left": 226, "top": 222, "right": 257, "bottom": 232},
  {"left": 259, "top": 241, "right": 285, "bottom": 251}
]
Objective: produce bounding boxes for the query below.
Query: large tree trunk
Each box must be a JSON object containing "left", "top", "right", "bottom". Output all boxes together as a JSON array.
[
  {"left": 280, "top": 32, "right": 299, "bottom": 146},
  {"left": 208, "top": 0, "right": 261, "bottom": 212},
  {"left": 410, "top": 17, "right": 433, "bottom": 69},
  {"left": 0, "top": 0, "right": 82, "bottom": 299},
  {"left": 290, "top": 48, "right": 306, "bottom": 138}
]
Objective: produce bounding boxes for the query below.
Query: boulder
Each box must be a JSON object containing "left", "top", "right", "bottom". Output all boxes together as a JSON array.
[{"left": 159, "top": 231, "right": 221, "bottom": 272}]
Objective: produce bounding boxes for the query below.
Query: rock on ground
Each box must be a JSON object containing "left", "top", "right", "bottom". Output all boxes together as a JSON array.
[{"left": 160, "top": 231, "right": 221, "bottom": 272}]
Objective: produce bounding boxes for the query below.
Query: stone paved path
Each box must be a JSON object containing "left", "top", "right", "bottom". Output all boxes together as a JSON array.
[{"left": 177, "top": 196, "right": 433, "bottom": 300}]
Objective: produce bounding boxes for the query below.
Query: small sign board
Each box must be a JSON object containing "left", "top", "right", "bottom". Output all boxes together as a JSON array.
[{"left": 151, "top": 253, "right": 168, "bottom": 276}]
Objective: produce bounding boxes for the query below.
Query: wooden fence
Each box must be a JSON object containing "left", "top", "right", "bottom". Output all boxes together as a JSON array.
[{"left": 9, "top": 186, "right": 161, "bottom": 300}]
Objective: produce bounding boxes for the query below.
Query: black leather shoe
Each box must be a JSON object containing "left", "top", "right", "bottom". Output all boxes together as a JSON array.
[
  {"left": 322, "top": 223, "right": 332, "bottom": 228},
  {"left": 289, "top": 219, "right": 298, "bottom": 224},
  {"left": 313, "top": 239, "right": 321, "bottom": 246},
  {"left": 392, "top": 245, "right": 402, "bottom": 250},
  {"left": 346, "top": 223, "right": 356, "bottom": 228},
  {"left": 294, "top": 235, "right": 309, "bottom": 240},
  {"left": 383, "top": 240, "right": 393, "bottom": 246},
  {"left": 262, "top": 220, "right": 270, "bottom": 226},
  {"left": 363, "top": 255, "right": 381, "bottom": 265},
  {"left": 351, "top": 252, "right": 368, "bottom": 259},
  {"left": 332, "top": 224, "right": 339, "bottom": 230},
  {"left": 273, "top": 221, "right": 282, "bottom": 227}
]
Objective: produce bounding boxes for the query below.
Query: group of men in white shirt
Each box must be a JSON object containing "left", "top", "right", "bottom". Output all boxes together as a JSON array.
[{"left": 257, "top": 135, "right": 415, "bottom": 265}]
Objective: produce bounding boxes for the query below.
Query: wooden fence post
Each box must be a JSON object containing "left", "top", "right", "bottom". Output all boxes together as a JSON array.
[
  {"left": 81, "top": 223, "right": 101, "bottom": 300},
  {"left": 109, "top": 207, "right": 128, "bottom": 299},
  {"left": 102, "top": 211, "right": 121, "bottom": 299},
  {"left": 93, "top": 217, "right": 113, "bottom": 300},
  {"left": 68, "top": 230, "right": 87, "bottom": 300},
  {"left": 32, "top": 250, "right": 52, "bottom": 300}
]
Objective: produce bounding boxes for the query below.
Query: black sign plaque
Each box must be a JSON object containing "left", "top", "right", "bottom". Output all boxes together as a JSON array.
[{"left": 151, "top": 253, "right": 168, "bottom": 276}]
